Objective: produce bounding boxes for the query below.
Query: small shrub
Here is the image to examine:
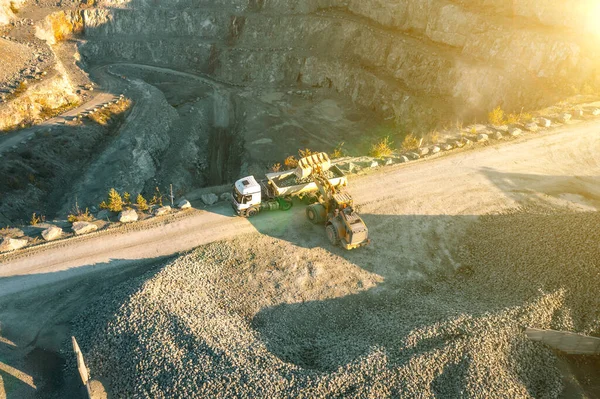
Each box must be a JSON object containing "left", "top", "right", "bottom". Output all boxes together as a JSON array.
[
  {"left": 370, "top": 136, "right": 394, "bottom": 158},
  {"left": 67, "top": 207, "right": 93, "bottom": 223},
  {"left": 270, "top": 163, "right": 282, "bottom": 173},
  {"left": 488, "top": 106, "right": 505, "bottom": 126},
  {"left": 149, "top": 187, "right": 163, "bottom": 206},
  {"left": 99, "top": 188, "right": 124, "bottom": 212},
  {"left": 470, "top": 127, "right": 477, "bottom": 135},
  {"left": 284, "top": 155, "right": 298, "bottom": 169},
  {"left": 332, "top": 142, "right": 345, "bottom": 158},
  {"left": 401, "top": 133, "right": 420, "bottom": 152},
  {"left": 298, "top": 148, "right": 315, "bottom": 159},
  {"left": 520, "top": 112, "right": 533, "bottom": 123},
  {"left": 123, "top": 192, "right": 132, "bottom": 206},
  {"left": 136, "top": 194, "right": 149, "bottom": 211},
  {"left": 505, "top": 113, "right": 519, "bottom": 125},
  {"left": 30, "top": 213, "right": 41, "bottom": 226}
]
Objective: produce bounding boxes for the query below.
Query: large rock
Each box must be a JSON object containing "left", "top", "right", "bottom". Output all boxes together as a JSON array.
[
  {"left": 440, "top": 143, "right": 453, "bottom": 151},
  {"left": 97, "top": 210, "right": 110, "bottom": 220},
  {"left": 491, "top": 131, "right": 503, "bottom": 140},
  {"left": 201, "top": 193, "right": 219, "bottom": 205},
  {"left": 406, "top": 152, "right": 420, "bottom": 160},
  {"left": 154, "top": 206, "right": 172, "bottom": 216},
  {"left": 476, "top": 133, "right": 489, "bottom": 142},
  {"left": 418, "top": 147, "right": 429, "bottom": 156},
  {"left": 591, "top": 109, "right": 600, "bottom": 116},
  {"left": 572, "top": 109, "right": 584, "bottom": 118},
  {"left": 119, "top": 209, "right": 138, "bottom": 223},
  {"left": 178, "top": 199, "right": 192, "bottom": 209},
  {"left": 539, "top": 118, "right": 552, "bottom": 128},
  {"left": 220, "top": 192, "right": 233, "bottom": 202},
  {"left": 525, "top": 122, "right": 539, "bottom": 132},
  {"left": 509, "top": 127, "right": 522, "bottom": 137},
  {"left": 398, "top": 155, "right": 410, "bottom": 163},
  {"left": 431, "top": 146, "right": 441, "bottom": 154},
  {"left": 41, "top": 225, "right": 62, "bottom": 241},
  {"left": 0, "top": 237, "right": 28, "bottom": 253},
  {"left": 559, "top": 113, "right": 572, "bottom": 123},
  {"left": 72, "top": 221, "right": 98, "bottom": 235}
]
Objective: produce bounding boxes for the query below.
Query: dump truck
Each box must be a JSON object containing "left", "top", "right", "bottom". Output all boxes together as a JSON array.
[{"left": 232, "top": 153, "right": 370, "bottom": 249}]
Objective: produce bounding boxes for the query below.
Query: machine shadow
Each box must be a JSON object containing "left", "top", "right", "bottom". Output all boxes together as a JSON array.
[
  {"left": 237, "top": 170, "right": 600, "bottom": 373},
  {"left": 0, "top": 256, "right": 172, "bottom": 399}
]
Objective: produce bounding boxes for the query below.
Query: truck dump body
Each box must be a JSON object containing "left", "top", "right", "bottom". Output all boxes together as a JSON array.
[{"left": 265, "top": 165, "right": 347, "bottom": 197}]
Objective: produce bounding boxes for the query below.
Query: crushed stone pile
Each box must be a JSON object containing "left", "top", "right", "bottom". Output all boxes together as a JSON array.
[
  {"left": 276, "top": 169, "right": 335, "bottom": 187},
  {"left": 72, "top": 208, "right": 600, "bottom": 398}
]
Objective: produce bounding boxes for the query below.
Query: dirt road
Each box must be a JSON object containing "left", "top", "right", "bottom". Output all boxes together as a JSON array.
[{"left": 1, "top": 119, "right": 599, "bottom": 296}]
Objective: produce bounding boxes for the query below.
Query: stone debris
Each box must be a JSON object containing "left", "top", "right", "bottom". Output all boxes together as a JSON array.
[
  {"left": 72, "top": 221, "right": 98, "bottom": 235},
  {"left": 0, "top": 237, "right": 27, "bottom": 252},
  {"left": 398, "top": 155, "right": 409, "bottom": 163},
  {"left": 154, "top": 206, "right": 172, "bottom": 216},
  {"left": 591, "top": 108, "right": 600, "bottom": 116},
  {"left": 509, "top": 127, "right": 522, "bottom": 137},
  {"left": 538, "top": 118, "right": 552, "bottom": 128},
  {"left": 118, "top": 209, "right": 138, "bottom": 223},
  {"left": 220, "top": 192, "right": 233, "bottom": 202},
  {"left": 572, "top": 109, "right": 583, "bottom": 118},
  {"left": 201, "top": 193, "right": 219, "bottom": 205},
  {"left": 476, "top": 133, "right": 489, "bottom": 142},
  {"left": 491, "top": 131, "right": 503, "bottom": 140},
  {"left": 525, "top": 122, "right": 539, "bottom": 132},
  {"left": 177, "top": 199, "right": 192, "bottom": 209},
  {"left": 41, "top": 225, "right": 62, "bottom": 241},
  {"left": 440, "top": 143, "right": 453, "bottom": 151},
  {"left": 559, "top": 113, "right": 572, "bottom": 123},
  {"left": 431, "top": 146, "right": 441, "bottom": 154},
  {"left": 418, "top": 147, "right": 429, "bottom": 156}
]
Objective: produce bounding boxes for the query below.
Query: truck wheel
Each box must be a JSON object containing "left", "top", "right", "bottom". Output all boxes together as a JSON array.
[
  {"left": 326, "top": 224, "right": 340, "bottom": 246},
  {"left": 280, "top": 197, "right": 293, "bottom": 211},
  {"left": 247, "top": 207, "right": 259, "bottom": 217}
]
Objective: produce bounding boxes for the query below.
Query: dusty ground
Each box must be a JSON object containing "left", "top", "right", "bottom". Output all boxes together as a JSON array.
[{"left": 0, "top": 119, "right": 598, "bottom": 397}]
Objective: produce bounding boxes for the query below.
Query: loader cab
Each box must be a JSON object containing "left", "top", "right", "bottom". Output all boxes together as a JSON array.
[{"left": 232, "top": 176, "right": 262, "bottom": 214}]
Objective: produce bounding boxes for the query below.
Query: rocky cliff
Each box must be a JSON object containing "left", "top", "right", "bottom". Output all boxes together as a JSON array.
[{"left": 76, "top": 0, "right": 600, "bottom": 128}]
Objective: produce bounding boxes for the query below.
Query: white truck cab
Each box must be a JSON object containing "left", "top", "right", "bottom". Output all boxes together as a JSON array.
[{"left": 232, "top": 176, "right": 262, "bottom": 215}]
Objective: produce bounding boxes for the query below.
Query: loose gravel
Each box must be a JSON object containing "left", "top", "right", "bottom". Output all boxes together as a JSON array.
[{"left": 71, "top": 208, "right": 600, "bottom": 398}]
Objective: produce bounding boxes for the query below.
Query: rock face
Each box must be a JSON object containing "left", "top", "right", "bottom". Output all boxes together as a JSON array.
[
  {"left": 41, "top": 225, "right": 63, "bottom": 241},
  {"left": 72, "top": 221, "right": 98, "bottom": 235},
  {"left": 118, "top": 209, "right": 138, "bottom": 223},
  {"left": 201, "top": 193, "right": 219, "bottom": 206},
  {"left": 178, "top": 199, "right": 192, "bottom": 209},
  {"left": 0, "top": 237, "right": 28, "bottom": 253},
  {"left": 78, "top": 1, "right": 600, "bottom": 127},
  {"left": 154, "top": 206, "right": 172, "bottom": 216}
]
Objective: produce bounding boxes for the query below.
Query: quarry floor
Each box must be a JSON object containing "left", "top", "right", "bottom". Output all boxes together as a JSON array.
[{"left": 0, "top": 119, "right": 599, "bottom": 397}]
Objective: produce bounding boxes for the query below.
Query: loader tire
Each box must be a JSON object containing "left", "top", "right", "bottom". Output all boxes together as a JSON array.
[
  {"left": 326, "top": 224, "right": 340, "bottom": 246},
  {"left": 306, "top": 204, "right": 325, "bottom": 224},
  {"left": 280, "top": 196, "right": 293, "bottom": 211}
]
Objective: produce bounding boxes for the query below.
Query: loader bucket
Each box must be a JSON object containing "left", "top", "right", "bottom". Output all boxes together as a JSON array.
[{"left": 295, "top": 152, "right": 331, "bottom": 179}]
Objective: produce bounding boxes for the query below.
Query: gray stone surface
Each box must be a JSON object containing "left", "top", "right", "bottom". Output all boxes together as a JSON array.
[
  {"left": 0, "top": 237, "right": 28, "bottom": 253},
  {"left": 41, "top": 225, "right": 62, "bottom": 241},
  {"left": 154, "top": 206, "right": 172, "bottom": 216},
  {"left": 178, "top": 199, "right": 192, "bottom": 209},
  {"left": 72, "top": 221, "right": 98, "bottom": 235},
  {"left": 201, "top": 193, "right": 219, "bottom": 206},
  {"left": 119, "top": 209, "right": 139, "bottom": 223}
]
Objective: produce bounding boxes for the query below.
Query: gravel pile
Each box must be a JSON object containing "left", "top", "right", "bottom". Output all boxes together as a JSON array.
[
  {"left": 276, "top": 170, "right": 335, "bottom": 187},
  {"left": 72, "top": 208, "right": 599, "bottom": 398}
]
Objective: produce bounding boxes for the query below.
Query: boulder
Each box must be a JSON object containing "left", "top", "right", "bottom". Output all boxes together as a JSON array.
[
  {"left": 220, "top": 192, "right": 233, "bottom": 202},
  {"left": 178, "top": 199, "right": 192, "bottom": 209},
  {"left": 0, "top": 237, "right": 28, "bottom": 253},
  {"left": 440, "top": 143, "right": 453, "bottom": 151},
  {"left": 41, "top": 225, "right": 62, "bottom": 241},
  {"left": 591, "top": 108, "right": 600, "bottom": 116},
  {"left": 453, "top": 140, "right": 464, "bottom": 148},
  {"left": 463, "top": 138, "right": 473, "bottom": 146},
  {"left": 418, "top": 147, "right": 429, "bottom": 156},
  {"left": 539, "top": 118, "right": 552, "bottom": 128},
  {"left": 154, "top": 206, "right": 172, "bottom": 216},
  {"left": 381, "top": 158, "right": 394, "bottom": 166},
  {"left": 431, "top": 146, "right": 441, "bottom": 154},
  {"left": 406, "top": 152, "right": 420, "bottom": 160},
  {"left": 201, "top": 193, "right": 219, "bottom": 206},
  {"left": 398, "top": 155, "right": 410, "bottom": 163},
  {"left": 476, "top": 133, "right": 489, "bottom": 142},
  {"left": 72, "top": 221, "right": 98, "bottom": 235},
  {"left": 525, "top": 122, "right": 539, "bottom": 132},
  {"left": 559, "top": 113, "right": 572, "bottom": 123},
  {"left": 118, "top": 209, "right": 138, "bottom": 223},
  {"left": 491, "top": 131, "right": 503, "bottom": 140},
  {"left": 494, "top": 125, "right": 509, "bottom": 132},
  {"left": 573, "top": 109, "right": 584, "bottom": 118},
  {"left": 509, "top": 127, "right": 522, "bottom": 137}
]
